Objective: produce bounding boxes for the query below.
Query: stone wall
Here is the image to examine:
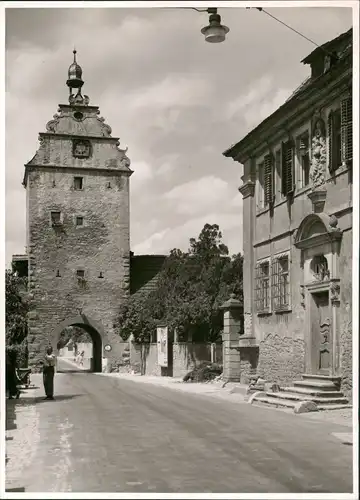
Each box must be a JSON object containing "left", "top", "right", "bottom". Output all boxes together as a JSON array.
[
  {"left": 115, "top": 341, "right": 223, "bottom": 378},
  {"left": 173, "top": 342, "right": 222, "bottom": 378},
  {"left": 25, "top": 98, "right": 132, "bottom": 371},
  {"left": 338, "top": 229, "right": 353, "bottom": 398},
  {"left": 256, "top": 333, "right": 305, "bottom": 385}
]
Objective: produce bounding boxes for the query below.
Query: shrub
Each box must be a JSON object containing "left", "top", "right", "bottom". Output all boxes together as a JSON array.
[{"left": 183, "top": 361, "right": 223, "bottom": 383}]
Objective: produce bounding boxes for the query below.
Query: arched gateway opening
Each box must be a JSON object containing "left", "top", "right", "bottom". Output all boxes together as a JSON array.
[{"left": 51, "top": 315, "right": 104, "bottom": 373}]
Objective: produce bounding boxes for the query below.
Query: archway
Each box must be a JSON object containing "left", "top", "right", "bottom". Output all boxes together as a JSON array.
[{"left": 51, "top": 315, "right": 105, "bottom": 373}]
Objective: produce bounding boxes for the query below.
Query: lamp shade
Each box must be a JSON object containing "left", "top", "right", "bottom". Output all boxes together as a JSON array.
[{"left": 201, "top": 13, "right": 229, "bottom": 43}]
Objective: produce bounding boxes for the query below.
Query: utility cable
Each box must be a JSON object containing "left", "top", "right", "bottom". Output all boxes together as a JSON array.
[{"left": 252, "top": 7, "right": 337, "bottom": 58}]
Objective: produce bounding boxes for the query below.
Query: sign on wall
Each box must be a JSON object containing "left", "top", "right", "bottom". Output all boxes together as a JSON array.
[{"left": 157, "top": 326, "right": 168, "bottom": 367}]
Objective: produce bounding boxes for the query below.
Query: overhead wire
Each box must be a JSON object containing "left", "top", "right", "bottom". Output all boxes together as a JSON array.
[{"left": 253, "top": 7, "right": 337, "bottom": 58}]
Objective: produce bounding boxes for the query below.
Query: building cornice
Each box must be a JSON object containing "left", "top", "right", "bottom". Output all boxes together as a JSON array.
[
  {"left": 224, "top": 57, "right": 352, "bottom": 163},
  {"left": 22, "top": 164, "right": 133, "bottom": 187},
  {"left": 39, "top": 132, "right": 120, "bottom": 142}
]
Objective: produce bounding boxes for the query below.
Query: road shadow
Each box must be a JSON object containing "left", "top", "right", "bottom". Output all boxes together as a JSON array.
[
  {"left": 57, "top": 369, "right": 91, "bottom": 373},
  {"left": 6, "top": 394, "right": 84, "bottom": 406}
]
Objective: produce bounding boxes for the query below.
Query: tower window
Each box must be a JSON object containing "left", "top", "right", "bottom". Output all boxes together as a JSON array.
[
  {"left": 56, "top": 270, "right": 61, "bottom": 277},
  {"left": 74, "top": 177, "right": 83, "bottom": 190},
  {"left": 74, "top": 111, "right": 84, "bottom": 121},
  {"left": 76, "top": 270, "right": 85, "bottom": 278},
  {"left": 51, "top": 211, "right": 61, "bottom": 225},
  {"left": 76, "top": 216, "right": 84, "bottom": 227},
  {"left": 98, "top": 272, "right": 104, "bottom": 278}
]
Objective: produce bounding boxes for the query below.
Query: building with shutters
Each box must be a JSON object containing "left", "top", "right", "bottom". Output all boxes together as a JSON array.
[{"left": 223, "top": 28, "right": 353, "bottom": 398}]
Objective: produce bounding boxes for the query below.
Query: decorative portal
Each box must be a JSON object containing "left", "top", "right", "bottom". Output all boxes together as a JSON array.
[
  {"left": 310, "top": 254, "right": 330, "bottom": 281},
  {"left": 73, "top": 139, "right": 92, "bottom": 159}
]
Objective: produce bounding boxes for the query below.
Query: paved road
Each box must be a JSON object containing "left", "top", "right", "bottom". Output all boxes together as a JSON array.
[{"left": 6, "top": 360, "right": 353, "bottom": 494}]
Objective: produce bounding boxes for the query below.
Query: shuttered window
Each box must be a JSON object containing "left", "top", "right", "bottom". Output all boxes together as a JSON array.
[
  {"left": 272, "top": 255, "right": 290, "bottom": 311},
  {"left": 281, "top": 141, "right": 294, "bottom": 196},
  {"left": 328, "top": 109, "right": 342, "bottom": 172},
  {"left": 255, "top": 261, "right": 270, "bottom": 313},
  {"left": 264, "top": 153, "right": 274, "bottom": 206},
  {"left": 340, "top": 96, "right": 352, "bottom": 163},
  {"left": 296, "top": 132, "right": 310, "bottom": 188}
]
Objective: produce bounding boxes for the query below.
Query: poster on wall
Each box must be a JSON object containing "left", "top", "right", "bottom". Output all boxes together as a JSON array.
[{"left": 157, "top": 326, "right": 168, "bottom": 367}]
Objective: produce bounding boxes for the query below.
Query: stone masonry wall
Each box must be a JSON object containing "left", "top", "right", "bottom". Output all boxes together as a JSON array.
[
  {"left": 338, "top": 229, "right": 353, "bottom": 398},
  {"left": 26, "top": 165, "right": 130, "bottom": 370}
]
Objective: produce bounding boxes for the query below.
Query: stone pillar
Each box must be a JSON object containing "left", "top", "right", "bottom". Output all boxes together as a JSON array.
[
  {"left": 221, "top": 294, "right": 242, "bottom": 382},
  {"left": 238, "top": 173, "right": 256, "bottom": 339}
]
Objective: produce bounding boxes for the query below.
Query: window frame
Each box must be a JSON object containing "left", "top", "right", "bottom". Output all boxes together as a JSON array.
[
  {"left": 295, "top": 129, "right": 311, "bottom": 190},
  {"left": 75, "top": 215, "right": 84, "bottom": 228},
  {"left": 50, "top": 211, "right": 62, "bottom": 227},
  {"left": 255, "top": 258, "right": 271, "bottom": 314},
  {"left": 271, "top": 251, "right": 291, "bottom": 313},
  {"left": 73, "top": 176, "right": 84, "bottom": 191}
]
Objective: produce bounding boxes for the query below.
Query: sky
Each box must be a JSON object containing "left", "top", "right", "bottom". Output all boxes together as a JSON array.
[{"left": 4, "top": 3, "right": 353, "bottom": 266}]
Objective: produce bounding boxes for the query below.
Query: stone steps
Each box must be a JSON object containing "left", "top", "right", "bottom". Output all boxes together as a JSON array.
[
  {"left": 265, "top": 391, "right": 349, "bottom": 405},
  {"left": 282, "top": 387, "right": 345, "bottom": 398},
  {"left": 249, "top": 374, "right": 350, "bottom": 413},
  {"left": 293, "top": 380, "right": 338, "bottom": 391}
]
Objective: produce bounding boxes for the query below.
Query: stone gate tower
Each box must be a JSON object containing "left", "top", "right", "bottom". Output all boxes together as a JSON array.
[{"left": 23, "top": 51, "right": 132, "bottom": 371}]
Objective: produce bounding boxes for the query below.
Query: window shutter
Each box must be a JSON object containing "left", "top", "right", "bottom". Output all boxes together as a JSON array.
[
  {"left": 281, "top": 141, "right": 294, "bottom": 196},
  {"left": 328, "top": 112, "right": 333, "bottom": 172},
  {"left": 264, "top": 154, "right": 274, "bottom": 205},
  {"left": 341, "top": 96, "right": 352, "bottom": 162}
]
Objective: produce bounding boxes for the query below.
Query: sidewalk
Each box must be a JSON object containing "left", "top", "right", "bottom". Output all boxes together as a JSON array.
[
  {"left": 97, "top": 372, "right": 354, "bottom": 428},
  {"left": 5, "top": 375, "right": 44, "bottom": 492}
]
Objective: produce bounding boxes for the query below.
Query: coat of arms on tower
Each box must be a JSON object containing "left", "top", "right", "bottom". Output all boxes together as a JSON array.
[{"left": 72, "top": 139, "right": 92, "bottom": 159}]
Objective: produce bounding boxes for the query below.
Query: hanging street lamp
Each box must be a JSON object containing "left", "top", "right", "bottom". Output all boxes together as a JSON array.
[{"left": 200, "top": 8, "right": 230, "bottom": 43}]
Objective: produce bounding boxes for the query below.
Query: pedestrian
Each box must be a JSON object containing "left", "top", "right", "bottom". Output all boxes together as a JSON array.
[
  {"left": 43, "top": 346, "right": 56, "bottom": 400},
  {"left": 6, "top": 350, "right": 20, "bottom": 400}
]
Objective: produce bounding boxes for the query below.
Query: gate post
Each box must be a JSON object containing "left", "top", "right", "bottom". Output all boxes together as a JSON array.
[{"left": 220, "top": 294, "right": 242, "bottom": 382}]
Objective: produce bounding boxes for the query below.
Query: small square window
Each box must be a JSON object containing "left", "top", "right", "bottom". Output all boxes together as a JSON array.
[
  {"left": 51, "top": 211, "right": 61, "bottom": 224},
  {"left": 76, "top": 216, "right": 84, "bottom": 227},
  {"left": 76, "top": 270, "right": 85, "bottom": 278},
  {"left": 74, "top": 177, "right": 83, "bottom": 190}
]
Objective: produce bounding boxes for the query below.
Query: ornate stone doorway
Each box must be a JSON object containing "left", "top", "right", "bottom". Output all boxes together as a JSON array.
[
  {"left": 310, "top": 290, "right": 331, "bottom": 375},
  {"left": 295, "top": 212, "right": 342, "bottom": 377}
]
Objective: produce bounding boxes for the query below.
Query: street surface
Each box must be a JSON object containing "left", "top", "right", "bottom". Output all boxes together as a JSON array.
[{"left": 6, "top": 358, "right": 353, "bottom": 494}]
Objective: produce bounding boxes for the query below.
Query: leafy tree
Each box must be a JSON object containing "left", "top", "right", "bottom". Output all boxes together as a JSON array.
[
  {"left": 117, "top": 223, "right": 243, "bottom": 343},
  {"left": 5, "top": 270, "right": 28, "bottom": 346},
  {"left": 5, "top": 270, "right": 29, "bottom": 367},
  {"left": 57, "top": 326, "right": 92, "bottom": 350}
]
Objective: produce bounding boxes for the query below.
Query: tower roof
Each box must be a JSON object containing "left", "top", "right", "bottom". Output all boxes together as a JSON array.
[{"left": 66, "top": 49, "right": 84, "bottom": 91}]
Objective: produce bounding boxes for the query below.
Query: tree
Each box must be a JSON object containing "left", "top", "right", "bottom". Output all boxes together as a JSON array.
[
  {"left": 5, "top": 270, "right": 28, "bottom": 346},
  {"left": 5, "top": 270, "right": 29, "bottom": 367},
  {"left": 117, "top": 223, "right": 243, "bottom": 343}
]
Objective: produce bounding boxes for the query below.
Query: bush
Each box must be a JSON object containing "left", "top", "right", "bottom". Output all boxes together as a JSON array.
[
  {"left": 183, "top": 361, "right": 223, "bottom": 383},
  {"left": 6, "top": 341, "right": 28, "bottom": 368}
]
